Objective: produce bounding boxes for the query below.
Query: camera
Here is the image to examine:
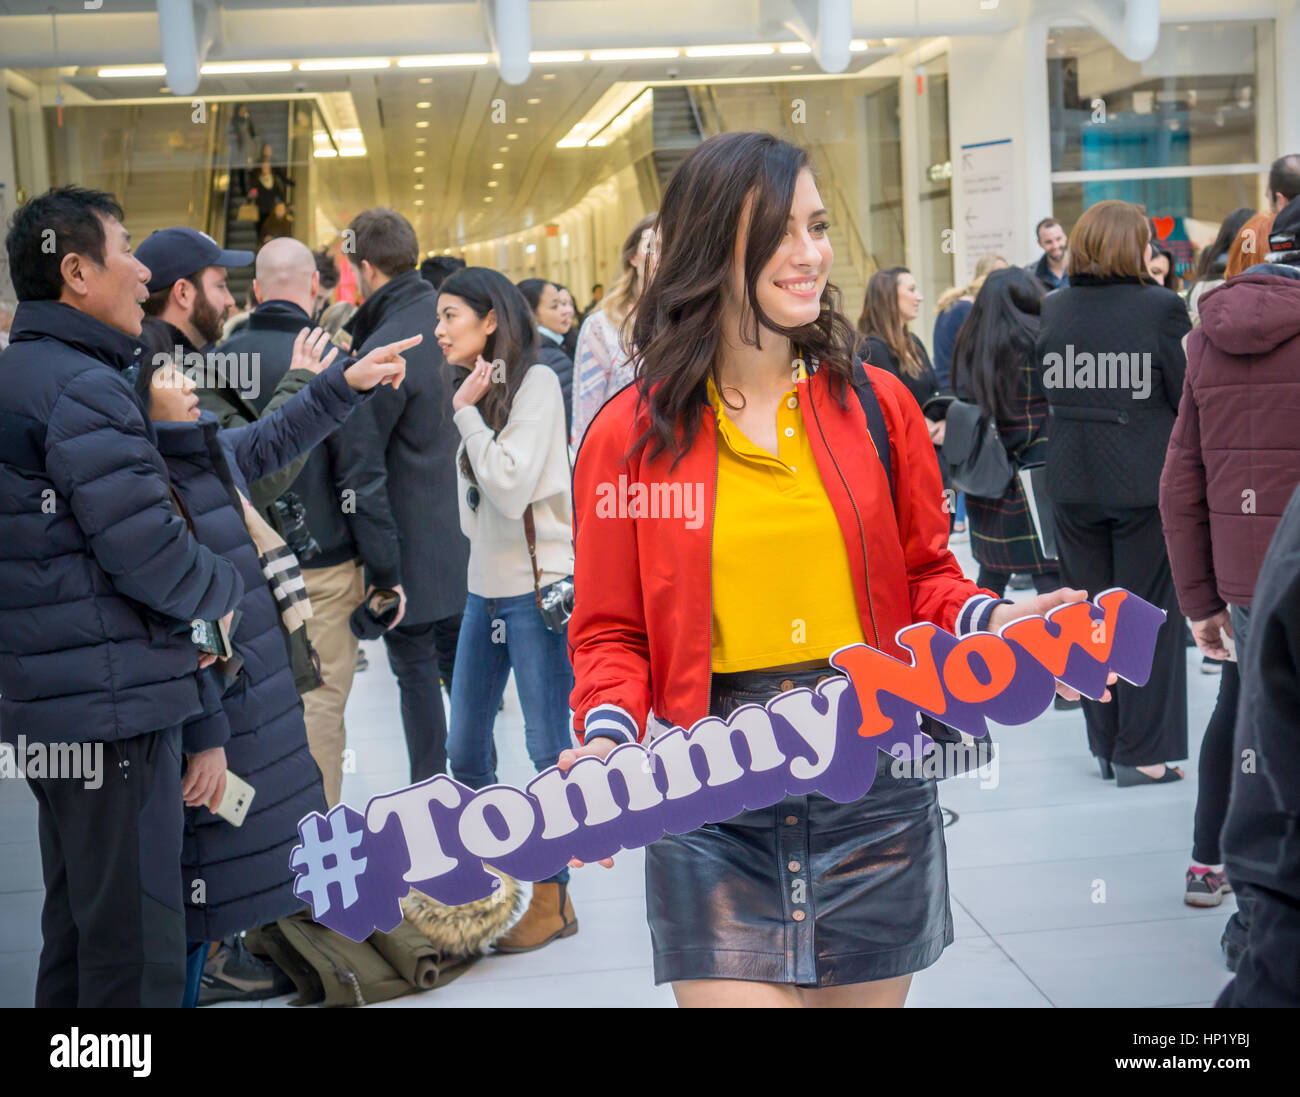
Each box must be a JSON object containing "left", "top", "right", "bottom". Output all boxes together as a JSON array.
[
  {"left": 273, "top": 491, "right": 321, "bottom": 563},
  {"left": 538, "top": 578, "right": 575, "bottom": 634}
]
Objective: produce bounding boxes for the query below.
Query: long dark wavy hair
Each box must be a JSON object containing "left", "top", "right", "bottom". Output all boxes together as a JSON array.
[
  {"left": 628, "top": 131, "right": 857, "bottom": 465},
  {"left": 857, "top": 266, "right": 923, "bottom": 378},
  {"left": 949, "top": 266, "right": 1044, "bottom": 423},
  {"left": 1191, "top": 207, "right": 1253, "bottom": 285},
  {"left": 438, "top": 266, "right": 538, "bottom": 482}
]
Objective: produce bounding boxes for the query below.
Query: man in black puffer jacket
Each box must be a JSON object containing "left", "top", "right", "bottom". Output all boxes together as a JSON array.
[{"left": 0, "top": 187, "right": 243, "bottom": 1007}]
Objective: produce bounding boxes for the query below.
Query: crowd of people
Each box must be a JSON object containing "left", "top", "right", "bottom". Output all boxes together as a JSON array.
[{"left": 1, "top": 135, "right": 1298, "bottom": 1009}]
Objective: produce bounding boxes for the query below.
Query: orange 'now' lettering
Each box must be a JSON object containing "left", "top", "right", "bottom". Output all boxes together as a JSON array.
[
  {"left": 944, "top": 634, "right": 1017, "bottom": 704},
  {"left": 833, "top": 624, "right": 948, "bottom": 738},
  {"left": 1000, "top": 590, "right": 1128, "bottom": 678}
]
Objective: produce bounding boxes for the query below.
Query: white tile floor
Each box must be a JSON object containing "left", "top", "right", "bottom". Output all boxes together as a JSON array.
[{"left": 0, "top": 537, "right": 1236, "bottom": 1008}]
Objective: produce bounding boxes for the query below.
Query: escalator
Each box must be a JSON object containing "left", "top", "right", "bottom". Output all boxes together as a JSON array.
[{"left": 209, "top": 100, "right": 293, "bottom": 303}]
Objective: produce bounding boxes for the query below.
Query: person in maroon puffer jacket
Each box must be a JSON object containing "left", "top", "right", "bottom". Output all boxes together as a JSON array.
[{"left": 1159, "top": 204, "right": 1300, "bottom": 964}]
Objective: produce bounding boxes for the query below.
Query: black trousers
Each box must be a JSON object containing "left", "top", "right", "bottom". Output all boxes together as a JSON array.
[
  {"left": 1215, "top": 883, "right": 1300, "bottom": 1007},
  {"left": 975, "top": 566, "right": 1061, "bottom": 599},
  {"left": 1052, "top": 503, "right": 1187, "bottom": 766},
  {"left": 383, "top": 612, "right": 462, "bottom": 784},
  {"left": 1193, "top": 658, "right": 1239, "bottom": 865},
  {"left": 26, "top": 726, "right": 186, "bottom": 1008}
]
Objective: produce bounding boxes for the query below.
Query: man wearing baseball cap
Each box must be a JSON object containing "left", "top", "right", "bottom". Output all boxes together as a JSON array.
[{"left": 135, "top": 227, "right": 253, "bottom": 367}]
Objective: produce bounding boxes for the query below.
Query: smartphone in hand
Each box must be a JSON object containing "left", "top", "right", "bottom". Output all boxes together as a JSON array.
[{"left": 213, "top": 772, "right": 256, "bottom": 827}]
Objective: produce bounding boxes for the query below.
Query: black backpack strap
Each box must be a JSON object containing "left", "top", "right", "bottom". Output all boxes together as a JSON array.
[{"left": 850, "top": 358, "right": 896, "bottom": 512}]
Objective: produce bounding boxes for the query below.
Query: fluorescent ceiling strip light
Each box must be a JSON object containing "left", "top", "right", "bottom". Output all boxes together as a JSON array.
[
  {"left": 98, "top": 65, "right": 166, "bottom": 77},
  {"left": 684, "top": 44, "right": 775, "bottom": 57},
  {"left": 779, "top": 43, "right": 813, "bottom": 54},
  {"left": 398, "top": 54, "right": 490, "bottom": 68},
  {"left": 201, "top": 62, "right": 293, "bottom": 75},
  {"left": 529, "top": 51, "right": 585, "bottom": 63},
  {"left": 298, "top": 58, "right": 391, "bottom": 71},
  {"left": 589, "top": 48, "right": 680, "bottom": 61}
]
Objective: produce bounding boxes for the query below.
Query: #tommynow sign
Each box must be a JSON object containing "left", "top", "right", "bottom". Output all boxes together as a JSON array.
[{"left": 291, "top": 589, "right": 1165, "bottom": 941}]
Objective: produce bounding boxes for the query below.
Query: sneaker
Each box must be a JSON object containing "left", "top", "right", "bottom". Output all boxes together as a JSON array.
[
  {"left": 1220, "top": 911, "right": 1248, "bottom": 972},
  {"left": 198, "top": 934, "right": 292, "bottom": 1005},
  {"left": 1201, "top": 654, "right": 1224, "bottom": 675},
  {"left": 1185, "top": 865, "right": 1231, "bottom": 907}
]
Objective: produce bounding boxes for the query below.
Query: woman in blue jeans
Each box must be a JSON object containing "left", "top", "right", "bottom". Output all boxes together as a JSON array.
[{"left": 438, "top": 266, "right": 578, "bottom": 952}]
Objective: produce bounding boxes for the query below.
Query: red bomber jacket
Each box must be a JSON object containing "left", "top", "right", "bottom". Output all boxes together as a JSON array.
[{"left": 568, "top": 362, "right": 1001, "bottom": 745}]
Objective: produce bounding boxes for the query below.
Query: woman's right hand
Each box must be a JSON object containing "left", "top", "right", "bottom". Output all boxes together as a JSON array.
[{"left": 556, "top": 736, "right": 619, "bottom": 868}]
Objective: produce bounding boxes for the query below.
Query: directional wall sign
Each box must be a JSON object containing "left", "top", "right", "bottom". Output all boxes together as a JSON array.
[{"left": 959, "top": 138, "right": 1017, "bottom": 280}]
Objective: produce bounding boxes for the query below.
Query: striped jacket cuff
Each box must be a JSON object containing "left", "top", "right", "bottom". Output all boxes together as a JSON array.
[
  {"left": 580, "top": 704, "right": 638, "bottom": 745},
  {"left": 956, "top": 593, "right": 1010, "bottom": 636}
]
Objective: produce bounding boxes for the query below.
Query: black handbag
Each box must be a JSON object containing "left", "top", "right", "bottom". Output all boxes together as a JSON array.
[{"left": 941, "top": 398, "right": 1015, "bottom": 499}]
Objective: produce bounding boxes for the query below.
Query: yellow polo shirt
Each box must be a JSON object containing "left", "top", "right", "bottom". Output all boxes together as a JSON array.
[{"left": 708, "top": 377, "right": 865, "bottom": 672}]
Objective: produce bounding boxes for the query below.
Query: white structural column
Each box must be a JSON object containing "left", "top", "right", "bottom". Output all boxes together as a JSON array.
[
  {"left": 1280, "top": 0, "right": 1300, "bottom": 157},
  {"left": 947, "top": 19, "right": 1052, "bottom": 280},
  {"left": 1062, "top": 0, "right": 1159, "bottom": 61},
  {"left": 485, "top": 0, "right": 532, "bottom": 85},
  {"left": 786, "top": 0, "right": 853, "bottom": 74},
  {"left": 156, "top": 0, "right": 213, "bottom": 97}
]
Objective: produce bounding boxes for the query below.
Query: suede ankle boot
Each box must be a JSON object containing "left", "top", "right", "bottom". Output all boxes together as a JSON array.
[{"left": 493, "top": 881, "right": 578, "bottom": 953}]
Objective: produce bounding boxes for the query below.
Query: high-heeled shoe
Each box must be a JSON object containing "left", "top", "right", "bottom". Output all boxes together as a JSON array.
[
  {"left": 1113, "top": 762, "right": 1184, "bottom": 787},
  {"left": 1097, "top": 758, "right": 1114, "bottom": 780}
]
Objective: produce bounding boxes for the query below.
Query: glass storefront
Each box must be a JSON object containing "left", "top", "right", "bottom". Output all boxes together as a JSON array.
[{"left": 1047, "top": 21, "right": 1274, "bottom": 273}]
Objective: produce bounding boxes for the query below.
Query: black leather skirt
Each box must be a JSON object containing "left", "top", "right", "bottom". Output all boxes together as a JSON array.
[{"left": 645, "top": 667, "right": 953, "bottom": 987}]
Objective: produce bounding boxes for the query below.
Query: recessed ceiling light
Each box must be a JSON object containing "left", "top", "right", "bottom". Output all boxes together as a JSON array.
[
  {"left": 415, "top": 199, "right": 424, "bottom": 205},
  {"left": 488, "top": 180, "right": 498, "bottom": 187},
  {"left": 790, "top": 64, "right": 804, "bottom": 71},
  {"left": 416, "top": 136, "right": 427, "bottom": 143},
  {"left": 415, "top": 165, "right": 425, "bottom": 172},
  {"left": 527, "top": 97, "right": 540, "bottom": 104},
  {"left": 485, "top": 196, "right": 493, "bottom": 202},
  {"left": 418, "top": 76, "right": 433, "bottom": 84},
  {"left": 542, "top": 73, "right": 557, "bottom": 80},
  {"left": 507, "top": 133, "right": 518, "bottom": 140},
  {"left": 415, "top": 183, "right": 425, "bottom": 190},
  {"left": 417, "top": 101, "right": 431, "bottom": 109},
  {"left": 416, "top": 120, "right": 430, "bottom": 128},
  {"left": 415, "top": 149, "right": 426, "bottom": 156},
  {"left": 515, "top": 117, "right": 528, "bottom": 124},
  {"left": 499, "top": 146, "right": 508, "bottom": 152},
  {"left": 491, "top": 162, "right": 504, "bottom": 169}
]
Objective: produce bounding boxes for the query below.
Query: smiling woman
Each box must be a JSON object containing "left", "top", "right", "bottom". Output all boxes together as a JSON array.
[{"left": 562, "top": 131, "right": 1111, "bottom": 1009}]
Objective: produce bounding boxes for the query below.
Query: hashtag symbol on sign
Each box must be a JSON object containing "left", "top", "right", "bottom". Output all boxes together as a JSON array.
[{"left": 290, "top": 806, "right": 368, "bottom": 918}]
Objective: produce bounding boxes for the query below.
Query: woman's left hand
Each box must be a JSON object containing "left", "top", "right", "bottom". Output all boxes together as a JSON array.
[
  {"left": 289, "top": 326, "right": 339, "bottom": 375},
  {"left": 928, "top": 418, "right": 946, "bottom": 446},
  {"left": 986, "top": 586, "right": 1119, "bottom": 702},
  {"left": 452, "top": 355, "right": 495, "bottom": 412}
]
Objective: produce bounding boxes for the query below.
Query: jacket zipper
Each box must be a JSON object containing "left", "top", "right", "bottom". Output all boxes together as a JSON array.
[
  {"left": 808, "top": 374, "right": 881, "bottom": 650},
  {"left": 706, "top": 433, "right": 719, "bottom": 708}
]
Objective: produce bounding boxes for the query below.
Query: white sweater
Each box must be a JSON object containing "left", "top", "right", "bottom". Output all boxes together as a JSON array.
[{"left": 453, "top": 364, "right": 575, "bottom": 599}]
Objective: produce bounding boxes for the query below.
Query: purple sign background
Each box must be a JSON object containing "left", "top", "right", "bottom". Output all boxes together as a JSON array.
[{"left": 291, "top": 588, "right": 1165, "bottom": 941}]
